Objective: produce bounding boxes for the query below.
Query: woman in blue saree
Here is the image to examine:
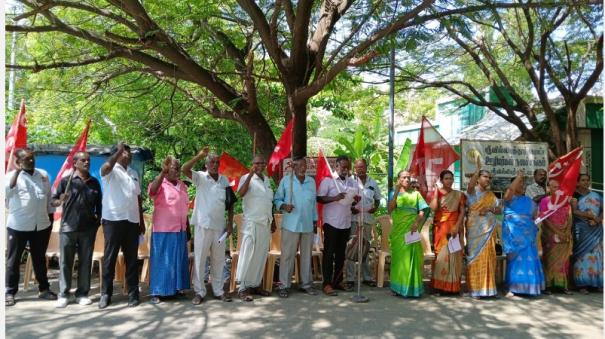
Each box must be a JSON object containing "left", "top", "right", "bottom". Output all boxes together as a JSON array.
[
  {"left": 502, "top": 171, "right": 545, "bottom": 297},
  {"left": 572, "top": 174, "right": 603, "bottom": 293}
]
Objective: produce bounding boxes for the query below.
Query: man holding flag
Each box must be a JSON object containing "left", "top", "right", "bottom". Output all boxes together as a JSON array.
[
  {"left": 235, "top": 155, "right": 276, "bottom": 301},
  {"left": 317, "top": 155, "right": 357, "bottom": 296},
  {"left": 52, "top": 152, "right": 102, "bottom": 308},
  {"left": 273, "top": 157, "right": 318, "bottom": 298}
]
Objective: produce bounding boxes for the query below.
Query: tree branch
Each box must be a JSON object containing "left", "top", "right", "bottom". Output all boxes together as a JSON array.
[
  {"left": 6, "top": 52, "right": 121, "bottom": 72},
  {"left": 297, "top": 0, "right": 434, "bottom": 101},
  {"left": 6, "top": 24, "right": 58, "bottom": 32}
]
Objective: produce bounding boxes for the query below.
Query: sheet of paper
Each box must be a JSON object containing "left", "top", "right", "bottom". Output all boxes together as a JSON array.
[
  {"left": 337, "top": 187, "right": 357, "bottom": 206},
  {"left": 404, "top": 231, "right": 421, "bottom": 245},
  {"left": 448, "top": 235, "right": 462, "bottom": 253}
]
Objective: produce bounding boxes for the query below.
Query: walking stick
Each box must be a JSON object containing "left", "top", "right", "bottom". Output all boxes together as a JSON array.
[{"left": 352, "top": 175, "right": 369, "bottom": 303}]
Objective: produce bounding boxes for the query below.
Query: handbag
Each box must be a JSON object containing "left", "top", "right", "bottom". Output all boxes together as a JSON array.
[{"left": 346, "top": 234, "right": 370, "bottom": 262}]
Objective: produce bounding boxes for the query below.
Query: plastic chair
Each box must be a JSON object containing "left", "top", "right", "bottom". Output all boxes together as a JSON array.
[
  {"left": 375, "top": 215, "right": 392, "bottom": 288},
  {"left": 23, "top": 230, "right": 61, "bottom": 291},
  {"left": 116, "top": 229, "right": 151, "bottom": 295},
  {"left": 421, "top": 216, "right": 435, "bottom": 265},
  {"left": 91, "top": 226, "right": 105, "bottom": 291},
  {"left": 228, "top": 214, "right": 244, "bottom": 293},
  {"left": 263, "top": 214, "right": 282, "bottom": 293},
  {"left": 311, "top": 231, "right": 324, "bottom": 281}
]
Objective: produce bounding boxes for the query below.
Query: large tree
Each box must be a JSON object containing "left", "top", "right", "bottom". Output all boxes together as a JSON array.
[
  {"left": 6, "top": 0, "right": 579, "bottom": 158},
  {"left": 397, "top": 1, "right": 602, "bottom": 157},
  {"left": 6, "top": 0, "right": 435, "bottom": 158}
]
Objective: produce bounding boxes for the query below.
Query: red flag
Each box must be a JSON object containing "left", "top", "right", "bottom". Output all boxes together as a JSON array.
[
  {"left": 408, "top": 116, "right": 460, "bottom": 200},
  {"left": 5, "top": 99, "right": 28, "bottom": 171},
  {"left": 267, "top": 119, "right": 294, "bottom": 177},
  {"left": 218, "top": 152, "right": 249, "bottom": 189},
  {"left": 535, "top": 147, "right": 583, "bottom": 224},
  {"left": 52, "top": 120, "right": 91, "bottom": 192},
  {"left": 314, "top": 150, "right": 336, "bottom": 227}
]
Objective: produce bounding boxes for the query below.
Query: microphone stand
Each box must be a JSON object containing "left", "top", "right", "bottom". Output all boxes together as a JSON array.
[{"left": 352, "top": 174, "right": 369, "bottom": 303}]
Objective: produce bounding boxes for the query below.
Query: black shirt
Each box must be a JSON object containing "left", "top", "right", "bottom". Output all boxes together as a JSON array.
[{"left": 52, "top": 174, "right": 102, "bottom": 232}]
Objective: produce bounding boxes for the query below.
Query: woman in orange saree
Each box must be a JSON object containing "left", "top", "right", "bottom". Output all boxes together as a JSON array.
[{"left": 430, "top": 170, "right": 465, "bottom": 294}]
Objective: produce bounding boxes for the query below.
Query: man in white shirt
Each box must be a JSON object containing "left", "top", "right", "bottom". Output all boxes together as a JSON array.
[
  {"left": 235, "top": 155, "right": 275, "bottom": 301},
  {"left": 183, "top": 147, "right": 234, "bottom": 304},
  {"left": 5, "top": 148, "right": 57, "bottom": 306},
  {"left": 525, "top": 169, "right": 547, "bottom": 203},
  {"left": 317, "top": 155, "right": 357, "bottom": 296},
  {"left": 98, "top": 143, "right": 145, "bottom": 309},
  {"left": 346, "top": 159, "right": 381, "bottom": 287}
]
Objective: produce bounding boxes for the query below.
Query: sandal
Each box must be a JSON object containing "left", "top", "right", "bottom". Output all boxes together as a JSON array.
[
  {"left": 238, "top": 290, "right": 253, "bottom": 302},
  {"left": 579, "top": 288, "right": 589, "bottom": 295},
  {"left": 278, "top": 289, "right": 289, "bottom": 298},
  {"left": 323, "top": 285, "right": 338, "bottom": 296},
  {"left": 5, "top": 294, "right": 15, "bottom": 306}
]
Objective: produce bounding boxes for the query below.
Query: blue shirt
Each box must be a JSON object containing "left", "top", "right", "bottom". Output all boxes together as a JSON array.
[{"left": 274, "top": 174, "right": 318, "bottom": 233}]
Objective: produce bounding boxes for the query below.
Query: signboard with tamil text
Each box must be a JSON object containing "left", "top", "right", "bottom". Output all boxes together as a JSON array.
[{"left": 460, "top": 139, "right": 549, "bottom": 192}]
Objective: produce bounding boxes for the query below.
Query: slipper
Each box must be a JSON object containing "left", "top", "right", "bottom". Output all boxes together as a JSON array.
[
  {"left": 5, "top": 294, "right": 15, "bottom": 306},
  {"left": 579, "top": 288, "right": 589, "bottom": 295},
  {"left": 323, "top": 285, "right": 338, "bottom": 296},
  {"left": 238, "top": 290, "right": 253, "bottom": 302}
]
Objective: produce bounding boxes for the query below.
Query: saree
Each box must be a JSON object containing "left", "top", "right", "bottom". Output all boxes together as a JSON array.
[
  {"left": 573, "top": 191, "right": 603, "bottom": 288},
  {"left": 502, "top": 195, "right": 545, "bottom": 295},
  {"left": 389, "top": 190, "right": 429, "bottom": 297},
  {"left": 539, "top": 196, "right": 573, "bottom": 289},
  {"left": 466, "top": 189, "right": 498, "bottom": 297},
  {"left": 432, "top": 190, "right": 465, "bottom": 293}
]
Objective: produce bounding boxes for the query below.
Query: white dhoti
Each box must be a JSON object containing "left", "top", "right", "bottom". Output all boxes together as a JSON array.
[
  {"left": 192, "top": 227, "right": 226, "bottom": 298},
  {"left": 236, "top": 219, "right": 271, "bottom": 291}
]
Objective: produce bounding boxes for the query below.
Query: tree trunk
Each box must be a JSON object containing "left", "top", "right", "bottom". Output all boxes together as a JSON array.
[
  {"left": 239, "top": 108, "right": 277, "bottom": 160},
  {"left": 287, "top": 95, "right": 308, "bottom": 158},
  {"left": 565, "top": 104, "right": 579, "bottom": 154}
]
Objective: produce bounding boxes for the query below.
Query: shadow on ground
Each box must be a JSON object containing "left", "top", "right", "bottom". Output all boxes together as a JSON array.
[{"left": 6, "top": 269, "right": 603, "bottom": 339}]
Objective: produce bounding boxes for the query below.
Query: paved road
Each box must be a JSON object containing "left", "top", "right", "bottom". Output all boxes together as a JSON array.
[{"left": 5, "top": 271, "right": 603, "bottom": 339}]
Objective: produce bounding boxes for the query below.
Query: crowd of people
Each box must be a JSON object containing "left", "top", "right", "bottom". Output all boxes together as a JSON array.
[{"left": 4, "top": 144, "right": 603, "bottom": 308}]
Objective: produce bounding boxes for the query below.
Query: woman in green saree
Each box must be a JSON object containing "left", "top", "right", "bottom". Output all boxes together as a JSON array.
[{"left": 388, "top": 170, "right": 429, "bottom": 297}]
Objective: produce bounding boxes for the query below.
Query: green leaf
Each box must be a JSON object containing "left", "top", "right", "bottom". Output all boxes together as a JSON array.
[{"left": 394, "top": 138, "right": 412, "bottom": 174}]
